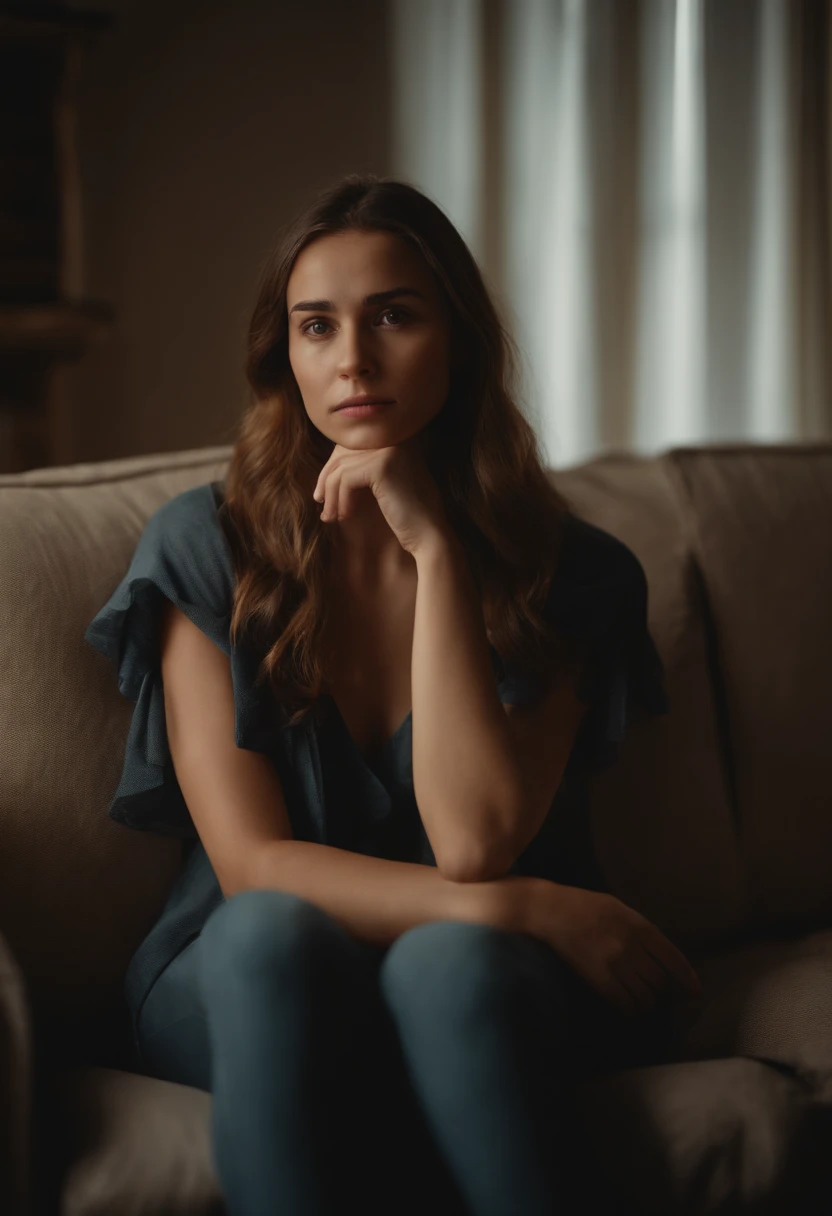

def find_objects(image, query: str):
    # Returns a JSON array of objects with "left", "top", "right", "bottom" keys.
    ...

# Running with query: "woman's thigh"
[
  {"left": 135, "top": 925, "right": 390, "bottom": 1095},
  {"left": 134, "top": 900, "right": 469, "bottom": 1212},
  {"left": 382, "top": 918, "right": 673, "bottom": 1081},
  {"left": 136, "top": 910, "right": 674, "bottom": 1096},
  {"left": 136, "top": 935, "right": 213, "bottom": 1092}
]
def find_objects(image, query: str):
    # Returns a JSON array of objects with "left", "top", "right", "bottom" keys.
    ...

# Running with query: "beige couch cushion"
[
  {"left": 49, "top": 1067, "right": 222, "bottom": 1216},
  {"left": 675, "top": 925, "right": 832, "bottom": 1076},
  {"left": 578, "top": 1055, "right": 831, "bottom": 1213},
  {"left": 665, "top": 443, "right": 832, "bottom": 933},
  {"left": 0, "top": 448, "right": 231, "bottom": 1019},
  {"left": 49, "top": 1020, "right": 832, "bottom": 1216},
  {"left": 554, "top": 454, "right": 750, "bottom": 950}
]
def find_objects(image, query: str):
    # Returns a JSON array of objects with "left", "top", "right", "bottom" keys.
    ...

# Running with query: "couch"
[{"left": 1, "top": 440, "right": 831, "bottom": 1215}]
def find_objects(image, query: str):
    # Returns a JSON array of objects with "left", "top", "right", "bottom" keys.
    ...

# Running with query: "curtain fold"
[{"left": 391, "top": 0, "right": 831, "bottom": 468}]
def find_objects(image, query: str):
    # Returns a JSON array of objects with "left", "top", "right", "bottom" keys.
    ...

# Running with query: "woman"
[{"left": 85, "top": 173, "right": 701, "bottom": 1216}]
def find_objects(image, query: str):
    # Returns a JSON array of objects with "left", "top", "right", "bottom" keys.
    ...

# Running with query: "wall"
[{"left": 66, "top": 0, "right": 393, "bottom": 463}]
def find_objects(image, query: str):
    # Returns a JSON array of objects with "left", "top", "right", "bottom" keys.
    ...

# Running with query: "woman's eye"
[{"left": 301, "top": 308, "right": 409, "bottom": 338}]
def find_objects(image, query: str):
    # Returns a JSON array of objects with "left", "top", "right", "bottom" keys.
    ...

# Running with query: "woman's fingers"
[
  {"left": 608, "top": 956, "right": 658, "bottom": 1014},
  {"left": 631, "top": 949, "right": 672, "bottom": 997},
  {"left": 593, "top": 970, "right": 639, "bottom": 1017},
  {"left": 643, "top": 933, "right": 702, "bottom": 998}
]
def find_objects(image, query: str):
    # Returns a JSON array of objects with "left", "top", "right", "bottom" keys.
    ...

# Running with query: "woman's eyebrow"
[{"left": 289, "top": 286, "right": 426, "bottom": 315}]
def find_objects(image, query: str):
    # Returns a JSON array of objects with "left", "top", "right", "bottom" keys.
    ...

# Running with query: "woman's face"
[{"left": 286, "top": 229, "right": 454, "bottom": 454}]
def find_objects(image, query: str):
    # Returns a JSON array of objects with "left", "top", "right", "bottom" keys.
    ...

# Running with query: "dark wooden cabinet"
[{"left": 0, "top": 2, "right": 114, "bottom": 472}]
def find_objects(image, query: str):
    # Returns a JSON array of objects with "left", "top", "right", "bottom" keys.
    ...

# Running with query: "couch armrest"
[{"left": 0, "top": 927, "right": 33, "bottom": 1216}]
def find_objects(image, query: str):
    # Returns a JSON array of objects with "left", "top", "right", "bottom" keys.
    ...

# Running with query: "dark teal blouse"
[{"left": 84, "top": 481, "right": 669, "bottom": 1032}]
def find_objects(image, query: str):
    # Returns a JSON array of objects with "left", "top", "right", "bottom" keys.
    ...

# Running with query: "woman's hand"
[
  {"left": 313, "top": 443, "right": 450, "bottom": 556},
  {"left": 520, "top": 879, "right": 702, "bottom": 1017}
]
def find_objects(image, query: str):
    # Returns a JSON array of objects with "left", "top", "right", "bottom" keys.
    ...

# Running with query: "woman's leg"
[
  {"left": 378, "top": 919, "right": 672, "bottom": 1216},
  {"left": 140, "top": 889, "right": 468, "bottom": 1216},
  {"left": 135, "top": 934, "right": 212, "bottom": 1091}
]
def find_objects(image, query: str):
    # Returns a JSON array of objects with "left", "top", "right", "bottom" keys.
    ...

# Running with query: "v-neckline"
[
  {"left": 324, "top": 635, "right": 508, "bottom": 767},
  {"left": 325, "top": 693, "right": 412, "bottom": 767}
]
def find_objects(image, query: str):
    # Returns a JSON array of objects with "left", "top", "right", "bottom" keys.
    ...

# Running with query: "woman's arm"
[
  {"left": 160, "top": 597, "right": 535, "bottom": 946},
  {"left": 409, "top": 529, "right": 535, "bottom": 881},
  {"left": 245, "top": 839, "right": 534, "bottom": 949}
]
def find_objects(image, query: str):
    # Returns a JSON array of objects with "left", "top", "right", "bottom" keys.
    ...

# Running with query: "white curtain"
[{"left": 391, "top": 0, "right": 832, "bottom": 469}]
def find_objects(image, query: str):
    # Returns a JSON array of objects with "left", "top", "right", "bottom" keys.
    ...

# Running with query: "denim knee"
[
  {"left": 378, "top": 919, "right": 572, "bottom": 1024},
  {"left": 197, "top": 888, "right": 342, "bottom": 991}
]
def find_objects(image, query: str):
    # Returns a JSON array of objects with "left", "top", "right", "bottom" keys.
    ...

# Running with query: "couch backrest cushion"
[
  {"left": 665, "top": 443, "right": 832, "bottom": 934},
  {"left": 553, "top": 455, "right": 751, "bottom": 950},
  {"left": 0, "top": 448, "right": 232, "bottom": 1018}
]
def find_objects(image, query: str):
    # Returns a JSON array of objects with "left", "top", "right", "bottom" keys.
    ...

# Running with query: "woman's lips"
[{"left": 336, "top": 401, "right": 394, "bottom": 417}]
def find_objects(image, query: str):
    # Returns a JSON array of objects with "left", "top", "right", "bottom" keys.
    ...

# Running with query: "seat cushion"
[
  {"left": 673, "top": 925, "right": 832, "bottom": 1078},
  {"left": 48, "top": 1059, "right": 830, "bottom": 1216},
  {"left": 48, "top": 1066, "right": 224, "bottom": 1216},
  {"left": 576, "top": 1056, "right": 832, "bottom": 1214},
  {"left": 48, "top": 916, "right": 832, "bottom": 1216},
  {"left": 575, "top": 924, "right": 832, "bottom": 1211}
]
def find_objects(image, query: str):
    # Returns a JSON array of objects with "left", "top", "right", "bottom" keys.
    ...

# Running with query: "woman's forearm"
[
  {"left": 241, "top": 838, "right": 534, "bottom": 948},
  {"left": 410, "top": 529, "right": 525, "bottom": 882}
]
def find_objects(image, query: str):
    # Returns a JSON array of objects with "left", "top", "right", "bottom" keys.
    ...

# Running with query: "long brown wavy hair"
[{"left": 220, "top": 173, "right": 579, "bottom": 731}]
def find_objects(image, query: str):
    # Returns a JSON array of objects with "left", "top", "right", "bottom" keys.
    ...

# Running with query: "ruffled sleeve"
[
  {"left": 84, "top": 482, "right": 276, "bottom": 838},
  {"left": 495, "top": 512, "right": 670, "bottom": 776}
]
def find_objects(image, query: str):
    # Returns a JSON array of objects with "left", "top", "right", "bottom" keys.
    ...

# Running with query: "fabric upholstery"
[
  {"left": 48, "top": 1067, "right": 223, "bottom": 1216},
  {"left": 577, "top": 1056, "right": 832, "bottom": 1213},
  {"left": 671, "top": 926, "right": 832, "bottom": 1077},
  {"left": 1, "top": 440, "right": 831, "bottom": 1214},
  {"left": 553, "top": 452, "right": 750, "bottom": 950},
  {"left": 664, "top": 444, "right": 832, "bottom": 934},
  {"left": 0, "top": 448, "right": 232, "bottom": 1020}
]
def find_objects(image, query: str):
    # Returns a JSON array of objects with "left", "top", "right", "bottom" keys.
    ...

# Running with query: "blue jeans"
[{"left": 135, "top": 889, "right": 674, "bottom": 1216}]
